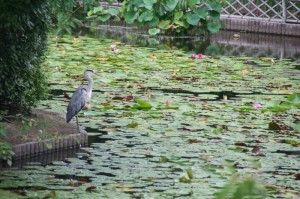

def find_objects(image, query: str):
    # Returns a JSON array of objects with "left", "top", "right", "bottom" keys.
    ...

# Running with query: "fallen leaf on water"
[
  {"left": 42, "top": 190, "right": 57, "bottom": 199},
  {"left": 252, "top": 146, "right": 260, "bottom": 153},
  {"left": 269, "top": 121, "right": 281, "bottom": 130},
  {"left": 188, "top": 138, "right": 201, "bottom": 143},
  {"left": 69, "top": 179, "right": 75, "bottom": 186},
  {"left": 101, "top": 101, "right": 112, "bottom": 106},
  {"left": 86, "top": 186, "right": 97, "bottom": 192},
  {"left": 12, "top": 190, "right": 27, "bottom": 196},
  {"left": 235, "top": 142, "right": 248, "bottom": 147},
  {"left": 78, "top": 177, "right": 91, "bottom": 182},
  {"left": 123, "top": 95, "right": 134, "bottom": 101},
  {"left": 254, "top": 153, "right": 266, "bottom": 157},
  {"left": 63, "top": 92, "right": 71, "bottom": 99},
  {"left": 56, "top": 66, "right": 62, "bottom": 72},
  {"left": 150, "top": 54, "right": 157, "bottom": 59},
  {"left": 294, "top": 173, "right": 300, "bottom": 180}
]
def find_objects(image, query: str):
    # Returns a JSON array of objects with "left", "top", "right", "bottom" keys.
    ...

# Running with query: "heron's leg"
[{"left": 76, "top": 115, "right": 80, "bottom": 133}]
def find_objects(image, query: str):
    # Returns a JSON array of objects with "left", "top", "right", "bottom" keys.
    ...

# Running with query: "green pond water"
[{"left": 0, "top": 35, "right": 300, "bottom": 198}]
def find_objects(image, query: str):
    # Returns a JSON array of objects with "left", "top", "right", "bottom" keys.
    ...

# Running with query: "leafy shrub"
[
  {"left": 121, "top": 0, "right": 225, "bottom": 35},
  {"left": 0, "top": 0, "right": 50, "bottom": 113}
]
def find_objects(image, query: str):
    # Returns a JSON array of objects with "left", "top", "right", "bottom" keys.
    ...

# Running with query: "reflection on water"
[
  {"left": 81, "top": 25, "right": 300, "bottom": 62},
  {"left": 0, "top": 148, "right": 82, "bottom": 169}
]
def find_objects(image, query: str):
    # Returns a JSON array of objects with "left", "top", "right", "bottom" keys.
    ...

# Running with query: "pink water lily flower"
[
  {"left": 252, "top": 103, "right": 262, "bottom": 109},
  {"left": 198, "top": 53, "right": 203, "bottom": 59},
  {"left": 111, "top": 44, "right": 117, "bottom": 50},
  {"left": 114, "top": 49, "right": 120, "bottom": 54},
  {"left": 166, "top": 99, "right": 171, "bottom": 106},
  {"left": 191, "top": 54, "right": 196, "bottom": 59}
]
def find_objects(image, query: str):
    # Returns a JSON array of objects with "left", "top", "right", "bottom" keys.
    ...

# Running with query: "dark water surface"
[{"left": 81, "top": 25, "right": 300, "bottom": 62}]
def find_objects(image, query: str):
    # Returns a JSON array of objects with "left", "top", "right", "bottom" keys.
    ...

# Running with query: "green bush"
[
  {"left": 120, "top": 0, "right": 225, "bottom": 35},
  {"left": 0, "top": 0, "right": 50, "bottom": 113}
]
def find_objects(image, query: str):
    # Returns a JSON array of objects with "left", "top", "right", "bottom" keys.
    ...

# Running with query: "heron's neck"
[{"left": 86, "top": 76, "right": 94, "bottom": 100}]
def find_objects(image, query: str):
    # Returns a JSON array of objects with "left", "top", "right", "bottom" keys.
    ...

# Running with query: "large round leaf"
[
  {"left": 207, "top": 22, "right": 221, "bottom": 33},
  {"left": 163, "top": 0, "right": 179, "bottom": 11},
  {"left": 124, "top": 11, "right": 138, "bottom": 24},
  {"left": 148, "top": 28, "right": 160, "bottom": 35},
  {"left": 186, "top": 13, "right": 201, "bottom": 26},
  {"left": 143, "top": 0, "right": 157, "bottom": 10},
  {"left": 194, "top": 8, "right": 207, "bottom": 19},
  {"left": 148, "top": 16, "right": 160, "bottom": 27},
  {"left": 138, "top": 10, "right": 154, "bottom": 22}
]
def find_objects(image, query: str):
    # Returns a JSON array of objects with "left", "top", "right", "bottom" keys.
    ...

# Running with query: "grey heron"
[{"left": 66, "top": 69, "right": 97, "bottom": 132}]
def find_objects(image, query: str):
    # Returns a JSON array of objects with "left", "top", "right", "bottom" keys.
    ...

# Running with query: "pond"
[
  {"left": 0, "top": 32, "right": 299, "bottom": 198},
  {"left": 82, "top": 25, "right": 300, "bottom": 62}
]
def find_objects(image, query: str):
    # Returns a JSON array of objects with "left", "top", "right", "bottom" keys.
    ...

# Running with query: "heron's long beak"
[{"left": 92, "top": 70, "right": 100, "bottom": 76}]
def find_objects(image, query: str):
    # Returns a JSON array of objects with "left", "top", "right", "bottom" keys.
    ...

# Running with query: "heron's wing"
[{"left": 66, "top": 86, "right": 87, "bottom": 122}]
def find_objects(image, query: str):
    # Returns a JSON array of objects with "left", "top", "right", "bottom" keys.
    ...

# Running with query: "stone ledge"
[
  {"left": 221, "top": 17, "right": 300, "bottom": 36},
  {"left": 11, "top": 130, "right": 87, "bottom": 159}
]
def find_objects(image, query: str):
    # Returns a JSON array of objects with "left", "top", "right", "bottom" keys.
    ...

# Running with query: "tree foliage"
[
  {"left": 0, "top": 0, "right": 50, "bottom": 112},
  {"left": 121, "top": 0, "right": 225, "bottom": 35},
  {"left": 56, "top": 0, "right": 226, "bottom": 36}
]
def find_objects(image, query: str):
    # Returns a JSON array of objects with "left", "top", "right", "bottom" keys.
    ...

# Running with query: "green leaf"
[
  {"left": 87, "top": 10, "right": 93, "bottom": 17},
  {"left": 105, "top": 8, "right": 119, "bottom": 16},
  {"left": 208, "top": 2, "right": 222, "bottom": 12},
  {"left": 179, "top": 176, "right": 191, "bottom": 183},
  {"left": 124, "top": 11, "right": 138, "bottom": 24},
  {"left": 143, "top": 0, "right": 157, "bottom": 10},
  {"left": 209, "top": 10, "right": 221, "bottom": 20},
  {"left": 186, "top": 169, "right": 194, "bottom": 179},
  {"left": 148, "top": 16, "right": 160, "bottom": 27},
  {"left": 148, "top": 28, "right": 160, "bottom": 35},
  {"left": 138, "top": 10, "right": 154, "bottom": 22},
  {"left": 287, "top": 93, "right": 300, "bottom": 105},
  {"left": 135, "top": 99, "right": 152, "bottom": 109},
  {"left": 207, "top": 22, "right": 221, "bottom": 33},
  {"left": 174, "top": 11, "right": 183, "bottom": 20},
  {"left": 179, "top": 104, "right": 195, "bottom": 112},
  {"left": 93, "top": 6, "right": 104, "bottom": 13},
  {"left": 163, "top": 0, "right": 179, "bottom": 11},
  {"left": 292, "top": 123, "right": 300, "bottom": 131},
  {"left": 193, "top": 8, "right": 207, "bottom": 19},
  {"left": 97, "top": 14, "right": 111, "bottom": 22},
  {"left": 158, "top": 20, "right": 171, "bottom": 29},
  {"left": 174, "top": 20, "right": 185, "bottom": 26},
  {"left": 186, "top": 13, "right": 200, "bottom": 26}
]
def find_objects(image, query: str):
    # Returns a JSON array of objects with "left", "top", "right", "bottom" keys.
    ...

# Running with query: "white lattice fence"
[
  {"left": 222, "top": 0, "right": 300, "bottom": 23},
  {"left": 286, "top": 0, "right": 300, "bottom": 23}
]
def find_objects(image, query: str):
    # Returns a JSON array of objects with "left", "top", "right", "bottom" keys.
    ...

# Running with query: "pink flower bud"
[
  {"left": 191, "top": 54, "right": 196, "bottom": 59},
  {"left": 111, "top": 45, "right": 117, "bottom": 50},
  {"left": 198, "top": 53, "right": 203, "bottom": 59},
  {"left": 252, "top": 103, "right": 262, "bottom": 109},
  {"left": 166, "top": 99, "right": 171, "bottom": 106}
]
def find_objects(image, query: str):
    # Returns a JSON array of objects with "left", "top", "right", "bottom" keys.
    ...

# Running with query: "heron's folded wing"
[{"left": 66, "top": 87, "right": 87, "bottom": 122}]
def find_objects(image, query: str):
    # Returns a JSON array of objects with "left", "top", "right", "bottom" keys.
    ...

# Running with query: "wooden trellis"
[{"left": 222, "top": 0, "right": 300, "bottom": 23}]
